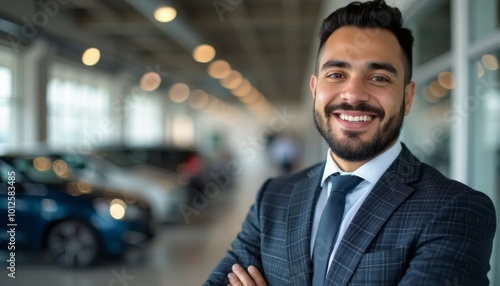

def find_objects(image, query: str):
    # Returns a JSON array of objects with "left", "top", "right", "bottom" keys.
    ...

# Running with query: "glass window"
[
  {"left": 0, "top": 105, "right": 11, "bottom": 145},
  {"left": 0, "top": 46, "right": 16, "bottom": 147},
  {"left": 0, "top": 66, "right": 12, "bottom": 99},
  {"left": 413, "top": 0, "right": 451, "bottom": 66},
  {"left": 469, "top": 52, "right": 500, "bottom": 197},
  {"left": 123, "top": 87, "right": 164, "bottom": 146},
  {"left": 47, "top": 63, "right": 115, "bottom": 148},
  {"left": 470, "top": 0, "right": 500, "bottom": 43},
  {"left": 404, "top": 70, "right": 453, "bottom": 176},
  {"left": 171, "top": 115, "right": 194, "bottom": 147}
]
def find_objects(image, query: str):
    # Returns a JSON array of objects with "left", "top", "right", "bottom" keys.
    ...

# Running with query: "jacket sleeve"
[
  {"left": 202, "top": 179, "right": 271, "bottom": 286},
  {"left": 398, "top": 190, "right": 497, "bottom": 286}
]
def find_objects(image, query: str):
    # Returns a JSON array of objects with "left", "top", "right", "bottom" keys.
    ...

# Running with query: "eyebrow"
[
  {"left": 320, "top": 60, "right": 399, "bottom": 77},
  {"left": 320, "top": 60, "right": 350, "bottom": 71},
  {"left": 369, "top": 62, "right": 398, "bottom": 77}
]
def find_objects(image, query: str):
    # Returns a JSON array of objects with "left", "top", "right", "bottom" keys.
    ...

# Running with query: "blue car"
[{"left": 0, "top": 155, "right": 156, "bottom": 267}]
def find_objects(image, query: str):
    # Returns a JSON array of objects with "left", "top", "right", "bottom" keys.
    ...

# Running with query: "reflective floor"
[{"left": 0, "top": 152, "right": 280, "bottom": 286}]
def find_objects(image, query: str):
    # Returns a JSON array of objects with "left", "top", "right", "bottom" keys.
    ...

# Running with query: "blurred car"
[
  {"left": 96, "top": 145, "right": 203, "bottom": 184},
  {"left": 95, "top": 145, "right": 233, "bottom": 193},
  {"left": 1, "top": 144, "right": 189, "bottom": 223},
  {"left": 0, "top": 157, "right": 155, "bottom": 267},
  {"left": 49, "top": 152, "right": 188, "bottom": 223}
]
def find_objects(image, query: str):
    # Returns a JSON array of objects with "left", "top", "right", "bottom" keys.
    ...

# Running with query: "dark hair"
[{"left": 317, "top": 0, "right": 414, "bottom": 83}]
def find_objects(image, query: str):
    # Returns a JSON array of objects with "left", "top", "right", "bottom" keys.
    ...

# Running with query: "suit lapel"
[
  {"left": 325, "top": 145, "right": 421, "bottom": 286},
  {"left": 286, "top": 164, "right": 323, "bottom": 286}
]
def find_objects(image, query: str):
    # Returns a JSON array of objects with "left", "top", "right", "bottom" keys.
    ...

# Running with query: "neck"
[{"left": 330, "top": 152, "right": 366, "bottom": 172}]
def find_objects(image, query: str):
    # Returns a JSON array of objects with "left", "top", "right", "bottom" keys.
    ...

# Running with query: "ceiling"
[
  {"left": 0, "top": 0, "right": 324, "bottom": 106},
  {"left": 0, "top": 0, "right": 423, "bottom": 109}
]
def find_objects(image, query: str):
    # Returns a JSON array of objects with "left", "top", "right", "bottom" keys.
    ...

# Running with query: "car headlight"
[
  {"left": 109, "top": 199, "right": 126, "bottom": 219},
  {"left": 93, "top": 198, "right": 145, "bottom": 221}
]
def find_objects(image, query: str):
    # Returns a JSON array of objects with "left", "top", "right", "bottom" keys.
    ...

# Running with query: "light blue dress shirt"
[{"left": 310, "top": 140, "right": 403, "bottom": 272}]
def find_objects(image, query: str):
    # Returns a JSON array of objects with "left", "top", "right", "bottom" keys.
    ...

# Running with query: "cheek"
[
  {"left": 314, "top": 88, "right": 333, "bottom": 107},
  {"left": 313, "top": 93, "right": 324, "bottom": 107},
  {"left": 378, "top": 94, "right": 404, "bottom": 117}
]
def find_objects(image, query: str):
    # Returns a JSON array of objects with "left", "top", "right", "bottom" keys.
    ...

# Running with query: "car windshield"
[{"left": 2, "top": 156, "right": 75, "bottom": 184}]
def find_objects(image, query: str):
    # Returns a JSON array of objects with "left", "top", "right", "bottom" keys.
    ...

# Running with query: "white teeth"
[{"left": 339, "top": 114, "right": 373, "bottom": 122}]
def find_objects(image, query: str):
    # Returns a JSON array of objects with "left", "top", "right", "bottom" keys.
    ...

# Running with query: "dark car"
[
  {"left": 0, "top": 156, "right": 156, "bottom": 267},
  {"left": 95, "top": 145, "right": 234, "bottom": 193},
  {"left": 96, "top": 145, "right": 204, "bottom": 184}
]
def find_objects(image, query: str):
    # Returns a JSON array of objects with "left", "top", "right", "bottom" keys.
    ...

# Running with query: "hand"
[{"left": 227, "top": 264, "right": 268, "bottom": 286}]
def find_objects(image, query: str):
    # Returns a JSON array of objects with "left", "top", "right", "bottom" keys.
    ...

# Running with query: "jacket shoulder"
[
  {"left": 270, "top": 162, "right": 324, "bottom": 185},
  {"left": 399, "top": 148, "right": 493, "bottom": 209},
  {"left": 418, "top": 162, "right": 471, "bottom": 190},
  {"left": 256, "top": 162, "right": 323, "bottom": 201},
  {"left": 396, "top": 144, "right": 475, "bottom": 194}
]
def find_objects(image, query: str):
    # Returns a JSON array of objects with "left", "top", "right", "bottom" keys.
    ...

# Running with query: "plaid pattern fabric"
[{"left": 204, "top": 145, "right": 496, "bottom": 286}]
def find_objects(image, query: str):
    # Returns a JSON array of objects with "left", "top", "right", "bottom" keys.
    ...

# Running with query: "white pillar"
[
  {"left": 450, "top": 0, "right": 469, "bottom": 183},
  {"left": 21, "top": 40, "right": 53, "bottom": 146}
]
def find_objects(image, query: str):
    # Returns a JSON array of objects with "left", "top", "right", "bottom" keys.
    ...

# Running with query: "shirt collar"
[{"left": 321, "top": 140, "right": 402, "bottom": 186}]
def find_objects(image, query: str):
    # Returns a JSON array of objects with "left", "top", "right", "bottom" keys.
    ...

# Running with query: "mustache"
[{"left": 326, "top": 102, "right": 385, "bottom": 119}]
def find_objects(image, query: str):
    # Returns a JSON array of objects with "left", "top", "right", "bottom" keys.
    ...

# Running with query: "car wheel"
[{"left": 47, "top": 220, "right": 99, "bottom": 267}]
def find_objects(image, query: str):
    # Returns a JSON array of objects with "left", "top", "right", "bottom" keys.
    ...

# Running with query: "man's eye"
[
  {"left": 371, "top": 76, "right": 389, "bottom": 82},
  {"left": 327, "top": 73, "right": 344, "bottom": 79}
]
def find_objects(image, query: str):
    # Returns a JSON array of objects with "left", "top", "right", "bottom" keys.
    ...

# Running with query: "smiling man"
[
  {"left": 311, "top": 24, "right": 413, "bottom": 172},
  {"left": 204, "top": 1, "right": 496, "bottom": 286}
]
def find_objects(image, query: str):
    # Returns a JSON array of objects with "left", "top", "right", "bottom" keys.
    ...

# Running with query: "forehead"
[{"left": 319, "top": 26, "right": 404, "bottom": 72}]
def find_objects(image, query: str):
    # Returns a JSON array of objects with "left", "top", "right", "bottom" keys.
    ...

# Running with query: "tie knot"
[{"left": 329, "top": 174, "right": 363, "bottom": 195}]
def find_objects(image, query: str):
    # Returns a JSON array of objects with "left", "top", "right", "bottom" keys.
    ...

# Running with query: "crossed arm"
[
  {"left": 204, "top": 199, "right": 269, "bottom": 286},
  {"left": 227, "top": 264, "right": 267, "bottom": 286},
  {"left": 204, "top": 184, "right": 497, "bottom": 285}
]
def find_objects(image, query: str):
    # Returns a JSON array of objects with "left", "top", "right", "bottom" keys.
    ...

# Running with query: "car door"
[{"left": 0, "top": 160, "right": 46, "bottom": 250}]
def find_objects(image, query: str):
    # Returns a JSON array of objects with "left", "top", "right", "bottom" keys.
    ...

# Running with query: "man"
[{"left": 204, "top": 1, "right": 497, "bottom": 285}]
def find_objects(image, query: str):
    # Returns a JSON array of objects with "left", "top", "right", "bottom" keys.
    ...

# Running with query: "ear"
[
  {"left": 309, "top": 74, "right": 317, "bottom": 99},
  {"left": 404, "top": 81, "right": 415, "bottom": 116}
]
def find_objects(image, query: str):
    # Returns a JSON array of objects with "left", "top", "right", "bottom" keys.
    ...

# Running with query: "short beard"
[{"left": 313, "top": 98, "right": 405, "bottom": 162}]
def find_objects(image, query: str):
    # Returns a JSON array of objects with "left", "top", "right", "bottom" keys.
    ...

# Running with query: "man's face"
[{"left": 310, "top": 26, "right": 415, "bottom": 163}]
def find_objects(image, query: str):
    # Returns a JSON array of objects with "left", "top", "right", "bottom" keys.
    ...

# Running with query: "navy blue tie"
[{"left": 312, "top": 174, "right": 363, "bottom": 286}]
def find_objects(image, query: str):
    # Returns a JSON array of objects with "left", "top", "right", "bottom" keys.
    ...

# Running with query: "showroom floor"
[{"left": 0, "top": 151, "right": 281, "bottom": 286}]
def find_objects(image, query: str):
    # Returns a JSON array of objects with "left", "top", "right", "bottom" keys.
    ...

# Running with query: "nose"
[{"left": 340, "top": 75, "right": 370, "bottom": 104}]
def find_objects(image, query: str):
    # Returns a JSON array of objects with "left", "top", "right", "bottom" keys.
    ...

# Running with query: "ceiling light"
[
  {"left": 230, "top": 79, "right": 252, "bottom": 97},
  {"left": 428, "top": 80, "right": 448, "bottom": 98},
  {"left": 154, "top": 6, "right": 177, "bottom": 22},
  {"left": 246, "top": 97, "right": 268, "bottom": 115},
  {"left": 481, "top": 54, "right": 499, "bottom": 70},
  {"left": 238, "top": 89, "right": 261, "bottom": 104},
  {"left": 220, "top": 70, "right": 243, "bottom": 89},
  {"left": 207, "top": 60, "right": 231, "bottom": 79},
  {"left": 423, "top": 86, "right": 439, "bottom": 103},
  {"left": 193, "top": 44, "right": 216, "bottom": 63},
  {"left": 140, "top": 72, "right": 161, "bottom": 91},
  {"left": 188, "top": 89, "right": 210, "bottom": 109},
  {"left": 53, "top": 159, "right": 70, "bottom": 178},
  {"left": 76, "top": 180, "right": 92, "bottom": 194},
  {"left": 82, "top": 47, "right": 100, "bottom": 66},
  {"left": 33, "top": 156, "right": 51, "bottom": 172},
  {"left": 437, "top": 71, "right": 454, "bottom": 89},
  {"left": 169, "top": 83, "right": 190, "bottom": 103}
]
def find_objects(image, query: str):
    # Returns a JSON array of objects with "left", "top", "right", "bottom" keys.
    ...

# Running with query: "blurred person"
[
  {"left": 268, "top": 132, "right": 300, "bottom": 174},
  {"left": 204, "top": 1, "right": 497, "bottom": 285}
]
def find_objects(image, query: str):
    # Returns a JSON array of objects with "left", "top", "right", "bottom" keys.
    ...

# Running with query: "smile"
[{"left": 338, "top": 114, "right": 374, "bottom": 122}]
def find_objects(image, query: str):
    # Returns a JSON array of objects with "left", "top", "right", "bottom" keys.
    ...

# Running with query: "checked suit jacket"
[{"left": 204, "top": 145, "right": 496, "bottom": 286}]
